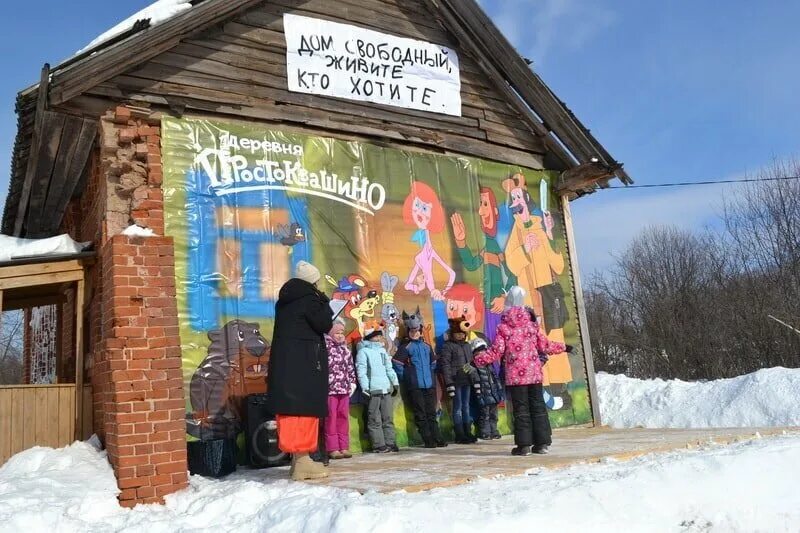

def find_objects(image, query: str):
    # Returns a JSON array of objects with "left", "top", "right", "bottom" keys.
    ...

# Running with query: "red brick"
[
  {"left": 118, "top": 476, "right": 148, "bottom": 489},
  {"left": 149, "top": 474, "right": 173, "bottom": 486},
  {"left": 156, "top": 484, "right": 180, "bottom": 497},
  {"left": 148, "top": 410, "right": 169, "bottom": 422},
  {"left": 150, "top": 452, "right": 172, "bottom": 465},
  {"left": 171, "top": 450, "right": 187, "bottom": 462},
  {"left": 156, "top": 462, "right": 187, "bottom": 475},
  {"left": 154, "top": 439, "right": 184, "bottom": 452},
  {"left": 114, "top": 106, "right": 132, "bottom": 124},
  {"left": 136, "top": 486, "right": 156, "bottom": 499},
  {"left": 138, "top": 126, "right": 159, "bottom": 137},
  {"left": 118, "top": 488, "right": 138, "bottom": 502},
  {"left": 117, "top": 454, "right": 150, "bottom": 468},
  {"left": 133, "top": 423, "right": 154, "bottom": 434}
]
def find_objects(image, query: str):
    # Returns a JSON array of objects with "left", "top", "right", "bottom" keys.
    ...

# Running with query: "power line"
[{"left": 605, "top": 175, "right": 800, "bottom": 189}]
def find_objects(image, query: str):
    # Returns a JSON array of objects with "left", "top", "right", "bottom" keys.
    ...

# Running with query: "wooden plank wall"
[
  {"left": 85, "top": 0, "right": 546, "bottom": 169},
  {"left": 19, "top": 112, "right": 98, "bottom": 239},
  {"left": 0, "top": 385, "right": 76, "bottom": 465}
]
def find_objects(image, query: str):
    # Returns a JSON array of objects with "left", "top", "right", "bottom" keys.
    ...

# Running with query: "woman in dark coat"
[{"left": 268, "top": 260, "right": 333, "bottom": 480}]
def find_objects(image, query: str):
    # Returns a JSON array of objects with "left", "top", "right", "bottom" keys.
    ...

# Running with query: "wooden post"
[
  {"left": 73, "top": 279, "right": 85, "bottom": 440},
  {"left": 560, "top": 195, "right": 602, "bottom": 426}
]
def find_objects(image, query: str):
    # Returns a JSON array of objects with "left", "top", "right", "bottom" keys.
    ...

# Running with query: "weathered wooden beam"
[
  {"left": 73, "top": 279, "right": 85, "bottom": 441},
  {"left": 560, "top": 195, "right": 602, "bottom": 426},
  {"left": 28, "top": 114, "right": 83, "bottom": 235},
  {"left": 555, "top": 160, "right": 620, "bottom": 195},
  {"left": 2, "top": 294, "right": 65, "bottom": 312},
  {"left": 45, "top": 119, "right": 98, "bottom": 236},
  {"left": 13, "top": 64, "right": 50, "bottom": 236}
]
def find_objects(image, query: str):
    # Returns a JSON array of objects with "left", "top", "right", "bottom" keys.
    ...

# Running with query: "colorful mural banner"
[{"left": 161, "top": 116, "right": 591, "bottom": 450}]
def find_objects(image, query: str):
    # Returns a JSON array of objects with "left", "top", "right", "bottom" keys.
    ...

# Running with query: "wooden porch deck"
[{"left": 243, "top": 426, "right": 796, "bottom": 493}]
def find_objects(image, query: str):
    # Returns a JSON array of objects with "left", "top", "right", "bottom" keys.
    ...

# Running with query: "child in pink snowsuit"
[
  {"left": 325, "top": 318, "right": 357, "bottom": 459},
  {"left": 474, "top": 286, "right": 571, "bottom": 456}
]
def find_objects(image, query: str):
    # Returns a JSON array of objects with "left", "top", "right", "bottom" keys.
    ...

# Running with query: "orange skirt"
[{"left": 276, "top": 415, "right": 319, "bottom": 454}]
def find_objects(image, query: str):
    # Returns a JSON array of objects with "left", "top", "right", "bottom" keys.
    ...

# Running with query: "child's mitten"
[{"left": 391, "top": 384, "right": 399, "bottom": 397}]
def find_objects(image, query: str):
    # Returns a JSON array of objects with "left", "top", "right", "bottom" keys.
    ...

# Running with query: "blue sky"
[{"left": 1, "top": 1, "right": 799, "bottom": 274}]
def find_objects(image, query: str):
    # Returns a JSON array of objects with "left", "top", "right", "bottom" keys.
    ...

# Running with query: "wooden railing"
[{"left": 0, "top": 384, "right": 76, "bottom": 464}]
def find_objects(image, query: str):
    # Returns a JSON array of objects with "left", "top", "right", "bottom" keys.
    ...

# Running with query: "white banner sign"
[{"left": 283, "top": 14, "right": 462, "bottom": 116}]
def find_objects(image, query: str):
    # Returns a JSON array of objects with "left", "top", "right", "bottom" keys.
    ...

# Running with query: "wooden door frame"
[{"left": 0, "top": 257, "right": 90, "bottom": 439}]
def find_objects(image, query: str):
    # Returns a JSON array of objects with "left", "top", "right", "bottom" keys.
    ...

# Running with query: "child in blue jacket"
[
  {"left": 356, "top": 328, "right": 400, "bottom": 453},
  {"left": 393, "top": 310, "right": 447, "bottom": 448}
]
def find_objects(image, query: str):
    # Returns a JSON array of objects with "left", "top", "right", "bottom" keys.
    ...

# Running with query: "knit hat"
[
  {"left": 470, "top": 337, "right": 488, "bottom": 354},
  {"left": 295, "top": 261, "right": 321, "bottom": 284},
  {"left": 504, "top": 285, "right": 527, "bottom": 309},
  {"left": 329, "top": 318, "right": 345, "bottom": 336}
]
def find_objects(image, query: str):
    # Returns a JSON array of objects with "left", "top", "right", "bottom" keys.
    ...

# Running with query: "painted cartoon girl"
[{"left": 402, "top": 182, "right": 456, "bottom": 301}]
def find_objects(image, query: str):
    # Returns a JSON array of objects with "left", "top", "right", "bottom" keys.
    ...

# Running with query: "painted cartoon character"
[
  {"left": 502, "top": 172, "right": 572, "bottom": 408},
  {"left": 380, "top": 272, "right": 400, "bottom": 354},
  {"left": 326, "top": 274, "right": 381, "bottom": 343},
  {"left": 402, "top": 182, "right": 456, "bottom": 301},
  {"left": 445, "top": 283, "right": 486, "bottom": 340},
  {"left": 450, "top": 186, "right": 517, "bottom": 339},
  {"left": 275, "top": 222, "right": 306, "bottom": 247},
  {"left": 186, "top": 320, "right": 270, "bottom": 440}
]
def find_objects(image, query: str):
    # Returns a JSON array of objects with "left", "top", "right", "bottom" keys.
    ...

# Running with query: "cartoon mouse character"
[{"left": 380, "top": 272, "right": 400, "bottom": 353}]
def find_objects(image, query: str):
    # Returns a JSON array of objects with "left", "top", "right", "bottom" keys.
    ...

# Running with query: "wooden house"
[{"left": 0, "top": 0, "right": 629, "bottom": 506}]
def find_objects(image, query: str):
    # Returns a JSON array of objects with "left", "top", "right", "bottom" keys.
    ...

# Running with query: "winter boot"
[
  {"left": 453, "top": 423, "right": 468, "bottom": 444},
  {"left": 511, "top": 446, "right": 532, "bottom": 456},
  {"left": 463, "top": 423, "right": 478, "bottom": 444},
  {"left": 291, "top": 453, "right": 329, "bottom": 481}
]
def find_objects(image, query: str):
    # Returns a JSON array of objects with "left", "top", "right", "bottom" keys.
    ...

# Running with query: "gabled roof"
[{"left": 2, "top": 0, "right": 630, "bottom": 236}]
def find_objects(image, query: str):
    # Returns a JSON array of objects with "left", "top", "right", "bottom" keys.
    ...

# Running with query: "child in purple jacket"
[{"left": 325, "top": 318, "right": 357, "bottom": 459}]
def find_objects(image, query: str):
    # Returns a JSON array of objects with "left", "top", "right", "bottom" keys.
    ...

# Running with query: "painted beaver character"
[{"left": 186, "top": 320, "right": 270, "bottom": 440}]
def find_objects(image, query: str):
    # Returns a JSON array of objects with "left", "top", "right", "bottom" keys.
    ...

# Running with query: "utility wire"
[{"left": 605, "top": 175, "right": 800, "bottom": 189}]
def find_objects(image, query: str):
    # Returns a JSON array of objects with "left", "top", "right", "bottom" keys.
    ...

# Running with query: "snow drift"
[
  {"left": 2, "top": 436, "right": 799, "bottom": 532},
  {"left": 597, "top": 367, "right": 800, "bottom": 429}
]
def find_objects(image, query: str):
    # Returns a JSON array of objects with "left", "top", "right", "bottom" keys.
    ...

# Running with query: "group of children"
[{"left": 320, "top": 285, "right": 570, "bottom": 459}]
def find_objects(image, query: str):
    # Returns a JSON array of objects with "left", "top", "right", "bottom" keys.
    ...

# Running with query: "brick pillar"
[{"left": 97, "top": 234, "right": 187, "bottom": 506}]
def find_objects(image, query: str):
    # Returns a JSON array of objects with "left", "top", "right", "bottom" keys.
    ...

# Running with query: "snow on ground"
[
  {"left": 1, "top": 435, "right": 799, "bottom": 532},
  {"left": 77, "top": 0, "right": 192, "bottom": 54},
  {"left": 3, "top": 368, "right": 799, "bottom": 531},
  {"left": 597, "top": 367, "right": 800, "bottom": 429}
]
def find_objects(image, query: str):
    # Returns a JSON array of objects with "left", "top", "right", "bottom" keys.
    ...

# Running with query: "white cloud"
[{"left": 482, "top": 0, "right": 616, "bottom": 64}]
